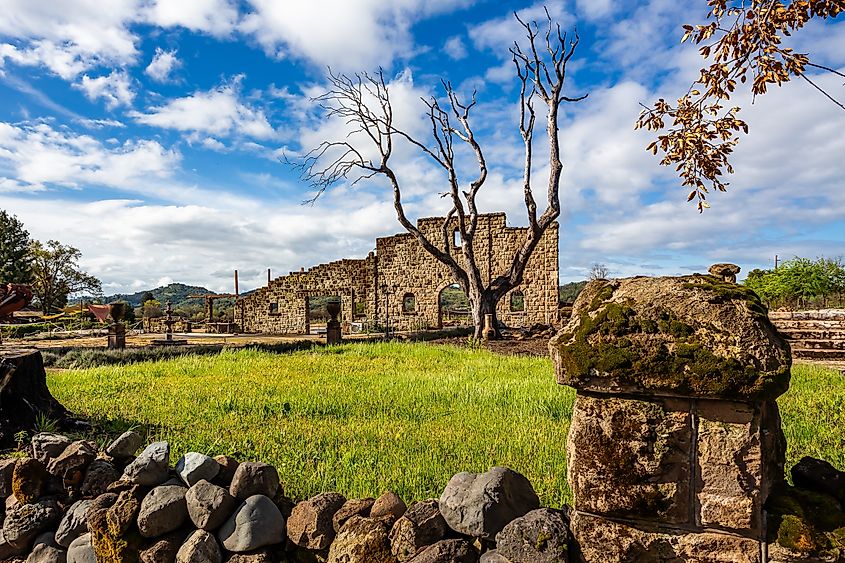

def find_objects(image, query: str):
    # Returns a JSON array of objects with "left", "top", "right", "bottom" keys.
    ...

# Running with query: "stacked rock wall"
[{"left": 237, "top": 213, "right": 559, "bottom": 334}]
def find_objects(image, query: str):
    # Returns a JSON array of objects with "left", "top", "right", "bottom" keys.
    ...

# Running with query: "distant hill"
[
  {"left": 559, "top": 281, "right": 587, "bottom": 304},
  {"left": 73, "top": 283, "right": 218, "bottom": 308}
]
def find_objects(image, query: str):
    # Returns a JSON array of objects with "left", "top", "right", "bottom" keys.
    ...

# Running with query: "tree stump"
[{"left": 0, "top": 348, "right": 71, "bottom": 448}]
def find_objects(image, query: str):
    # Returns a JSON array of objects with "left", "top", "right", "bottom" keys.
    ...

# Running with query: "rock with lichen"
[{"left": 549, "top": 275, "right": 791, "bottom": 400}]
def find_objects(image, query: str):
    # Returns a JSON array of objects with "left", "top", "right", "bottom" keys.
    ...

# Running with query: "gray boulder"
[
  {"left": 31, "top": 433, "right": 71, "bottom": 464},
  {"left": 66, "top": 533, "right": 95, "bottom": 563},
  {"left": 186, "top": 479, "right": 237, "bottom": 531},
  {"left": 791, "top": 456, "right": 845, "bottom": 504},
  {"left": 0, "top": 528, "right": 26, "bottom": 560},
  {"left": 495, "top": 508, "right": 568, "bottom": 563},
  {"left": 439, "top": 467, "right": 539, "bottom": 539},
  {"left": 389, "top": 499, "right": 448, "bottom": 561},
  {"left": 287, "top": 492, "right": 347, "bottom": 550},
  {"left": 55, "top": 500, "right": 93, "bottom": 547},
  {"left": 0, "top": 458, "right": 16, "bottom": 497},
  {"left": 123, "top": 441, "right": 170, "bottom": 486},
  {"left": 26, "top": 543, "right": 67, "bottom": 563},
  {"left": 105, "top": 431, "right": 143, "bottom": 459},
  {"left": 219, "top": 494, "right": 285, "bottom": 552},
  {"left": 137, "top": 484, "right": 189, "bottom": 538},
  {"left": 80, "top": 459, "right": 120, "bottom": 497},
  {"left": 46, "top": 441, "right": 97, "bottom": 479},
  {"left": 406, "top": 539, "right": 478, "bottom": 563},
  {"left": 176, "top": 529, "right": 222, "bottom": 563},
  {"left": 229, "top": 462, "right": 279, "bottom": 500},
  {"left": 3, "top": 499, "right": 61, "bottom": 549},
  {"left": 478, "top": 551, "right": 510, "bottom": 563},
  {"left": 176, "top": 452, "right": 220, "bottom": 487}
]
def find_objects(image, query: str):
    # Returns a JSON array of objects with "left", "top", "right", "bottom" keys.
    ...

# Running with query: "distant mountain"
[{"left": 73, "top": 283, "right": 219, "bottom": 307}]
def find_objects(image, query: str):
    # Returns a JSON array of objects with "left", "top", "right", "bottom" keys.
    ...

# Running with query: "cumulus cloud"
[
  {"left": 129, "top": 79, "right": 276, "bottom": 140},
  {"left": 443, "top": 36, "right": 468, "bottom": 60},
  {"left": 143, "top": 0, "right": 239, "bottom": 37},
  {"left": 145, "top": 48, "right": 181, "bottom": 82},
  {"left": 75, "top": 70, "right": 136, "bottom": 109}
]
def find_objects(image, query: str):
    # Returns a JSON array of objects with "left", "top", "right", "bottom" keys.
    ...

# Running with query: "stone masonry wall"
[{"left": 237, "top": 213, "right": 559, "bottom": 334}]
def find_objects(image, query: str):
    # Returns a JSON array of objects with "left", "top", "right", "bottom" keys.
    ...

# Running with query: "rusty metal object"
[{"left": 0, "top": 283, "right": 33, "bottom": 320}]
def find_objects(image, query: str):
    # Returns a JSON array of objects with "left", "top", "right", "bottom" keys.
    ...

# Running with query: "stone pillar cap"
[
  {"left": 708, "top": 263, "right": 741, "bottom": 277},
  {"left": 549, "top": 275, "right": 790, "bottom": 400}
]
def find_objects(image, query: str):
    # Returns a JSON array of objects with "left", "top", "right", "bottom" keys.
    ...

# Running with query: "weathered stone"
[
  {"left": 46, "top": 441, "right": 97, "bottom": 480},
  {"left": 370, "top": 491, "right": 406, "bottom": 525},
  {"left": 176, "top": 452, "right": 220, "bottom": 487},
  {"left": 3, "top": 499, "right": 61, "bottom": 549},
  {"left": 708, "top": 263, "right": 741, "bottom": 283},
  {"left": 26, "top": 542, "right": 67, "bottom": 563},
  {"left": 123, "top": 441, "right": 170, "bottom": 486},
  {"left": 478, "top": 551, "right": 509, "bottom": 563},
  {"left": 80, "top": 459, "right": 120, "bottom": 497},
  {"left": 439, "top": 467, "right": 539, "bottom": 539},
  {"left": 405, "top": 539, "right": 478, "bottom": 563},
  {"left": 219, "top": 494, "right": 285, "bottom": 552},
  {"left": 137, "top": 484, "right": 188, "bottom": 538},
  {"left": 549, "top": 276, "right": 791, "bottom": 400},
  {"left": 569, "top": 511, "right": 762, "bottom": 563},
  {"left": 66, "top": 533, "right": 96, "bottom": 563},
  {"left": 495, "top": 508, "right": 568, "bottom": 563},
  {"left": 32, "top": 530, "right": 58, "bottom": 549},
  {"left": 32, "top": 433, "right": 72, "bottom": 465},
  {"left": 87, "top": 502, "right": 141, "bottom": 563},
  {"left": 186, "top": 479, "right": 237, "bottom": 531},
  {"left": 213, "top": 455, "right": 238, "bottom": 487},
  {"left": 105, "top": 431, "right": 143, "bottom": 459},
  {"left": 0, "top": 527, "right": 26, "bottom": 559},
  {"left": 288, "top": 492, "right": 347, "bottom": 550},
  {"left": 224, "top": 551, "right": 274, "bottom": 562},
  {"left": 56, "top": 500, "right": 94, "bottom": 547},
  {"left": 791, "top": 456, "right": 845, "bottom": 505},
  {"left": 566, "top": 394, "right": 691, "bottom": 524},
  {"left": 0, "top": 457, "right": 18, "bottom": 497},
  {"left": 85, "top": 492, "right": 118, "bottom": 516},
  {"left": 389, "top": 499, "right": 448, "bottom": 561},
  {"left": 176, "top": 529, "right": 222, "bottom": 563},
  {"left": 332, "top": 498, "right": 374, "bottom": 533},
  {"left": 229, "top": 462, "right": 280, "bottom": 500},
  {"left": 106, "top": 486, "right": 142, "bottom": 537},
  {"left": 765, "top": 483, "right": 845, "bottom": 558},
  {"left": 12, "top": 458, "right": 49, "bottom": 504},
  {"left": 327, "top": 515, "right": 393, "bottom": 563},
  {"left": 139, "top": 529, "right": 188, "bottom": 563}
]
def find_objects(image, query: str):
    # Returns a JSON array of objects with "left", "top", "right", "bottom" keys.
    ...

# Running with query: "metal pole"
[
  {"left": 268, "top": 268, "right": 271, "bottom": 285},
  {"left": 234, "top": 270, "right": 239, "bottom": 297},
  {"left": 775, "top": 254, "right": 779, "bottom": 270}
]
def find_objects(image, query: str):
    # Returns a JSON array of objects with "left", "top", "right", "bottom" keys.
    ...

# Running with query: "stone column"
[
  {"left": 326, "top": 298, "right": 342, "bottom": 345},
  {"left": 550, "top": 275, "right": 791, "bottom": 562}
]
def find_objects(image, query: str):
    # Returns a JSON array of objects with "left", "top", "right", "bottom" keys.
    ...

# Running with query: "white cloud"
[
  {"left": 145, "top": 48, "right": 181, "bottom": 82},
  {"left": 240, "top": 0, "right": 474, "bottom": 70},
  {"left": 469, "top": 1, "right": 573, "bottom": 54},
  {"left": 143, "top": 0, "right": 239, "bottom": 37},
  {"left": 575, "top": 0, "right": 615, "bottom": 21},
  {"left": 129, "top": 79, "right": 276, "bottom": 140},
  {"left": 0, "top": 121, "right": 179, "bottom": 194},
  {"left": 444, "top": 36, "right": 468, "bottom": 60},
  {"left": 75, "top": 70, "right": 136, "bottom": 109}
]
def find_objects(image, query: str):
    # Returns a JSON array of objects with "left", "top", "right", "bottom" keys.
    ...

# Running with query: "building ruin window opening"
[
  {"left": 439, "top": 283, "right": 470, "bottom": 328},
  {"left": 269, "top": 302, "right": 279, "bottom": 314},
  {"left": 453, "top": 228, "right": 461, "bottom": 248},
  {"left": 402, "top": 293, "right": 416, "bottom": 313},
  {"left": 308, "top": 294, "right": 342, "bottom": 335},
  {"left": 510, "top": 291, "right": 525, "bottom": 312}
]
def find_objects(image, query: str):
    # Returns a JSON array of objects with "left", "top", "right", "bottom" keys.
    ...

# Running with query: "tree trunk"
[
  {"left": 0, "top": 349, "right": 72, "bottom": 448},
  {"left": 471, "top": 292, "right": 501, "bottom": 340}
]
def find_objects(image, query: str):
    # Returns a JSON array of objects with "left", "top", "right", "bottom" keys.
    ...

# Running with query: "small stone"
[
  {"left": 186, "top": 479, "right": 237, "bottom": 531},
  {"left": 105, "top": 431, "right": 143, "bottom": 459},
  {"left": 176, "top": 529, "right": 222, "bottom": 563},
  {"left": 213, "top": 455, "right": 239, "bottom": 487},
  {"left": 176, "top": 452, "right": 220, "bottom": 487},
  {"left": 332, "top": 498, "right": 375, "bottom": 533},
  {"left": 32, "top": 433, "right": 72, "bottom": 464},
  {"left": 3, "top": 499, "right": 61, "bottom": 549},
  {"left": 478, "top": 551, "right": 509, "bottom": 563},
  {"left": 219, "top": 494, "right": 285, "bottom": 552},
  {"left": 224, "top": 551, "right": 273, "bottom": 562},
  {"left": 137, "top": 484, "right": 189, "bottom": 538},
  {"left": 370, "top": 490, "right": 406, "bottom": 525},
  {"left": 708, "top": 263, "right": 741, "bottom": 283},
  {"left": 287, "top": 492, "right": 347, "bottom": 550},
  {"left": 123, "top": 441, "right": 170, "bottom": 486},
  {"left": 46, "top": 441, "right": 97, "bottom": 480},
  {"left": 495, "top": 508, "right": 568, "bottom": 563},
  {"left": 389, "top": 499, "right": 448, "bottom": 561},
  {"left": 80, "top": 459, "right": 120, "bottom": 498},
  {"left": 328, "top": 515, "right": 393, "bottom": 563},
  {"left": 229, "top": 462, "right": 279, "bottom": 500},
  {"left": 439, "top": 467, "right": 539, "bottom": 539},
  {"left": 406, "top": 539, "right": 478, "bottom": 563},
  {"left": 12, "top": 458, "right": 49, "bottom": 504},
  {"left": 55, "top": 500, "right": 93, "bottom": 547},
  {"left": 26, "top": 542, "right": 67, "bottom": 563},
  {"left": 66, "top": 533, "right": 96, "bottom": 563},
  {"left": 791, "top": 456, "right": 845, "bottom": 504},
  {"left": 0, "top": 458, "right": 17, "bottom": 497},
  {"left": 140, "top": 529, "right": 189, "bottom": 563}
]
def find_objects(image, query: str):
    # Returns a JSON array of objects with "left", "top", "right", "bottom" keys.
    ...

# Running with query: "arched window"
[
  {"left": 510, "top": 291, "right": 525, "bottom": 312},
  {"left": 402, "top": 293, "right": 416, "bottom": 313},
  {"left": 453, "top": 228, "right": 461, "bottom": 248}
]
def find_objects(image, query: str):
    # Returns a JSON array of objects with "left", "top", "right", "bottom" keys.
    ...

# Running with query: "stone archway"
[{"left": 437, "top": 282, "right": 470, "bottom": 329}]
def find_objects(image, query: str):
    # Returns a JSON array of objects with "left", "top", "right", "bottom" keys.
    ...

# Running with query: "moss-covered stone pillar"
[{"left": 550, "top": 274, "right": 791, "bottom": 562}]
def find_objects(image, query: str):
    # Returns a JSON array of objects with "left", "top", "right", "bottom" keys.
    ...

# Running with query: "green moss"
[
  {"left": 767, "top": 484, "right": 845, "bottom": 556},
  {"left": 777, "top": 515, "right": 819, "bottom": 553},
  {"left": 682, "top": 275, "right": 769, "bottom": 318}
]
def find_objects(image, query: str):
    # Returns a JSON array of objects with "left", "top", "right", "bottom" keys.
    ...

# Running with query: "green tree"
[
  {"left": 0, "top": 210, "right": 33, "bottom": 283},
  {"left": 142, "top": 299, "right": 162, "bottom": 318},
  {"left": 30, "top": 240, "right": 102, "bottom": 313},
  {"left": 744, "top": 256, "right": 845, "bottom": 307}
]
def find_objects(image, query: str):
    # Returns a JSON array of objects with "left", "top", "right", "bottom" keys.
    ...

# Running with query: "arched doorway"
[{"left": 437, "top": 283, "right": 470, "bottom": 329}]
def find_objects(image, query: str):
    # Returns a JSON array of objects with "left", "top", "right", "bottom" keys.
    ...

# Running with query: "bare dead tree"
[
  {"left": 293, "top": 10, "right": 585, "bottom": 339},
  {"left": 588, "top": 263, "right": 609, "bottom": 280}
]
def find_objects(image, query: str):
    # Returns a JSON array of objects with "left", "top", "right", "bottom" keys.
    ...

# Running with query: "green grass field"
[{"left": 45, "top": 343, "right": 844, "bottom": 507}]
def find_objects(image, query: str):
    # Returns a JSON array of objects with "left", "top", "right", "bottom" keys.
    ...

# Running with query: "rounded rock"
[
  {"left": 229, "top": 462, "right": 279, "bottom": 500},
  {"left": 218, "top": 494, "right": 285, "bottom": 552},
  {"left": 137, "top": 484, "right": 189, "bottom": 538},
  {"left": 389, "top": 499, "right": 448, "bottom": 561},
  {"left": 176, "top": 452, "right": 220, "bottom": 487},
  {"left": 123, "top": 441, "right": 170, "bottom": 486},
  {"left": 328, "top": 515, "right": 393, "bottom": 563},
  {"left": 406, "top": 539, "right": 478, "bottom": 563},
  {"left": 370, "top": 490, "right": 406, "bottom": 525},
  {"left": 176, "top": 529, "right": 222, "bottom": 563},
  {"left": 495, "top": 508, "right": 568, "bottom": 563},
  {"left": 55, "top": 500, "right": 93, "bottom": 547},
  {"left": 186, "top": 479, "right": 237, "bottom": 531},
  {"left": 105, "top": 431, "right": 143, "bottom": 459},
  {"left": 287, "top": 492, "right": 347, "bottom": 550},
  {"left": 66, "top": 533, "right": 96, "bottom": 563}
]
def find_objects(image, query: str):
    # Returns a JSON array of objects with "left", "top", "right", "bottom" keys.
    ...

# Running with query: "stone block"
[{"left": 567, "top": 394, "right": 692, "bottom": 524}]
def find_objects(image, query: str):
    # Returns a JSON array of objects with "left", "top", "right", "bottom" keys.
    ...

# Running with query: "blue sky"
[{"left": 0, "top": 0, "right": 843, "bottom": 294}]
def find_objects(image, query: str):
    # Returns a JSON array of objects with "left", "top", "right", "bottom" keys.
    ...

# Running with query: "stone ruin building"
[{"left": 236, "top": 213, "right": 559, "bottom": 334}]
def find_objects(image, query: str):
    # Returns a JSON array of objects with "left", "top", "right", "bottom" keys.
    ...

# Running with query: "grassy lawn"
[{"left": 46, "top": 343, "right": 844, "bottom": 507}]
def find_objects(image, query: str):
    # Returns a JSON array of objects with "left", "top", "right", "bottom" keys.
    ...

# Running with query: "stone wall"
[
  {"left": 769, "top": 309, "right": 845, "bottom": 362},
  {"left": 238, "top": 213, "right": 559, "bottom": 334}
]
